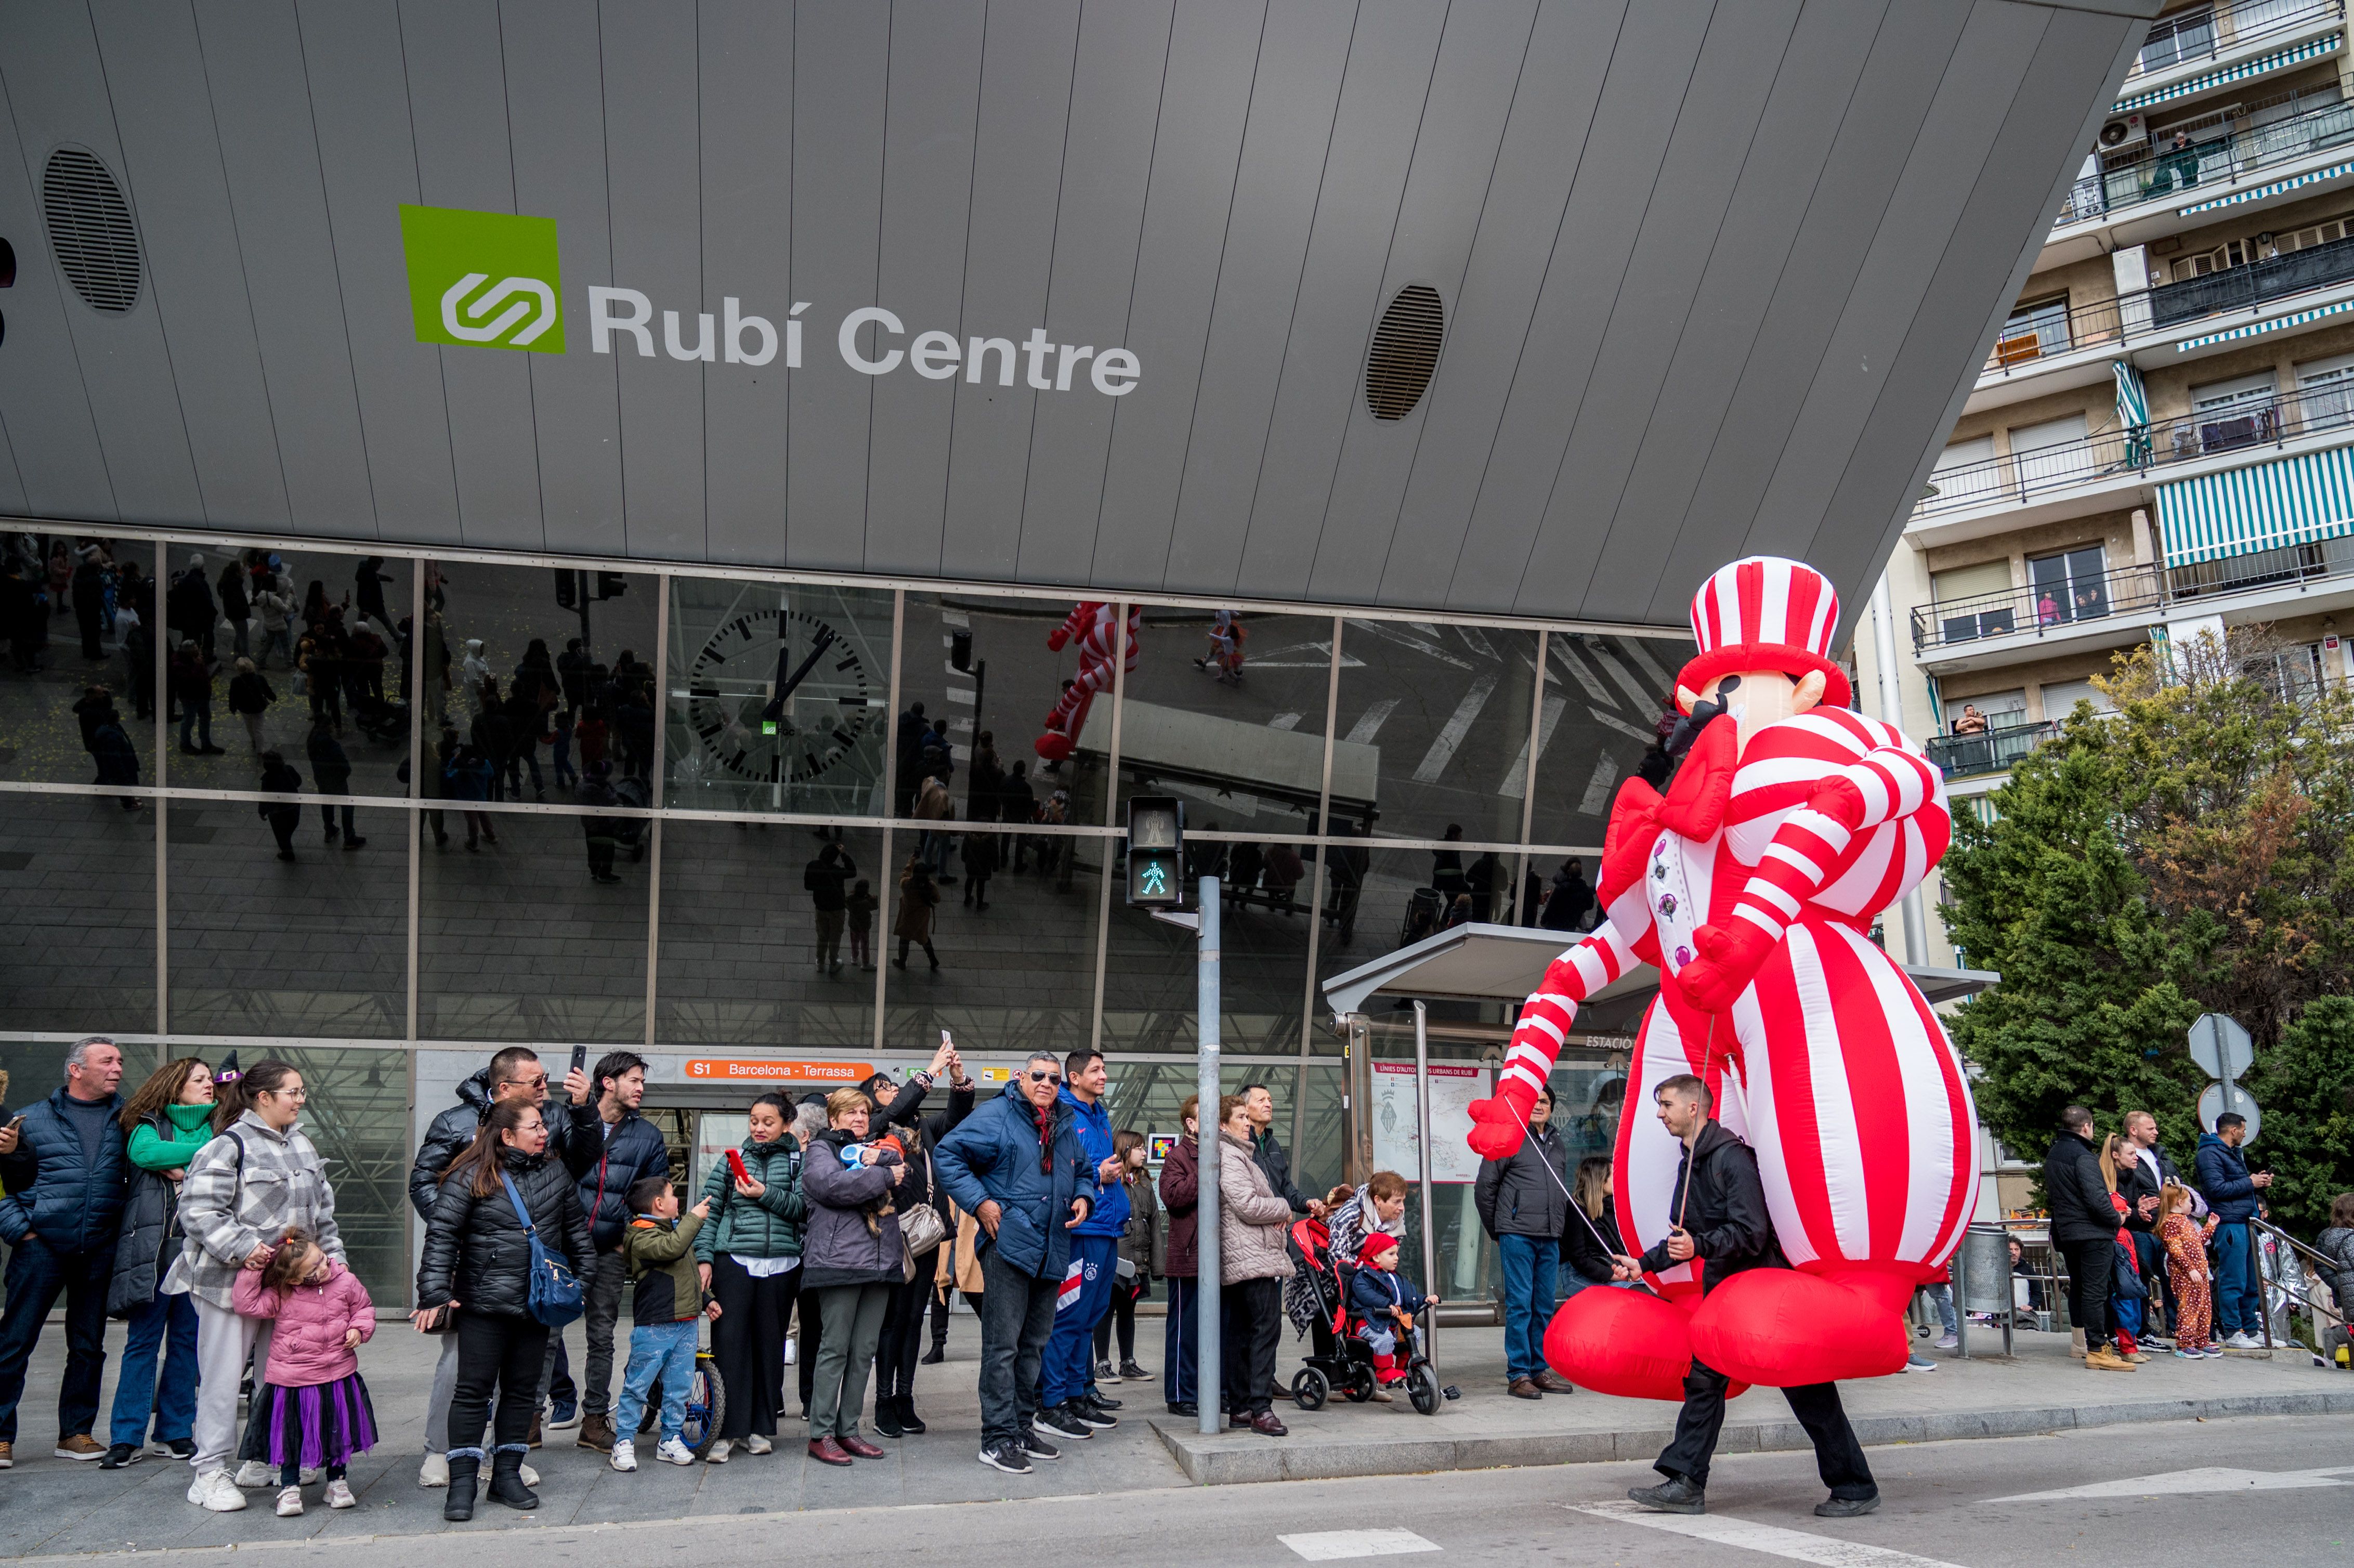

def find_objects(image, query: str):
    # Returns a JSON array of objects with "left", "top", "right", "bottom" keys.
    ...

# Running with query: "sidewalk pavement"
[{"left": 1, "top": 1311, "right": 2346, "bottom": 1551}]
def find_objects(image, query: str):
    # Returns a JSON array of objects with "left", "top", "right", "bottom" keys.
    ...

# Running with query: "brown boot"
[{"left": 577, "top": 1413, "right": 616, "bottom": 1453}]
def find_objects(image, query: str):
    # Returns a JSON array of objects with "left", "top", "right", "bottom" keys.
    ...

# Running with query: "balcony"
[
  {"left": 2115, "top": 0, "right": 2345, "bottom": 104},
  {"left": 1926, "top": 717, "right": 2061, "bottom": 781},
  {"left": 1911, "top": 561, "right": 2167, "bottom": 655},
  {"left": 2054, "top": 95, "right": 2354, "bottom": 230},
  {"left": 2167, "top": 528, "right": 2354, "bottom": 599},
  {"left": 2153, "top": 228, "right": 2354, "bottom": 322}
]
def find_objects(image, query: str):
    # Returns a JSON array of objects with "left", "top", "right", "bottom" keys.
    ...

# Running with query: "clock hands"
[{"left": 760, "top": 625, "right": 838, "bottom": 725}]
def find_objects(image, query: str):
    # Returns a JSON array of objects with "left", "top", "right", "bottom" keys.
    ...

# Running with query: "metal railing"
[
  {"left": 1911, "top": 560, "right": 2166, "bottom": 653},
  {"left": 2169, "top": 529, "right": 2354, "bottom": 599},
  {"left": 1983, "top": 296, "right": 2125, "bottom": 375},
  {"left": 2055, "top": 95, "right": 2354, "bottom": 227},
  {"left": 1918, "top": 377, "right": 2354, "bottom": 521},
  {"left": 1925, "top": 718, "right": 2062, "bottom": 779},
  {"left": 2153, "top": 228, "right": 2354, "bottom": 323},
  {"left": 2121, "top": 0, "right": 2344, "bottom": 85}
]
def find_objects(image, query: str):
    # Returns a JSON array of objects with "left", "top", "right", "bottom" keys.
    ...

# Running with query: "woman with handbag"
[
  {"left": 413, "top": 1099, "right": 592, "bottom": 1521},
  {"left": 869, "top": 1051, "right": 975, "bottom": 1437},
  {"left": 798, "top": 1089, "right": 909, "bottom": 1466},
  {"left": 692, "top": 1092, "right": 808, "bottom": 1463}
]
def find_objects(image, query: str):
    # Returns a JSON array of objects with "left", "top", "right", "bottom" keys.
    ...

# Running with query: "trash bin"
[{"left": 1956, "top": 1223, "right": 2013, "bottom": 1315}]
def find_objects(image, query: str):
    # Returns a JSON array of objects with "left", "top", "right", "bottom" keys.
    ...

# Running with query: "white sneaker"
[
  {"left": 2226, "top": 1331, "right": 2264, "bottom": 1350},
  {"left": 704, "top": 1439, "right": 731, "bottom": 1464},
  {"left": 274, "top": 1485, "right": 303, "bottom": 1518},
  {"left": 609, "top": 1440, "right": 638, "bottom": 1473},
  {"left": 418, "top": 1451, "right": 449, "bottom": 1488},
  {"left": 194, "top": 1470, "right": 249, "bottom": 1512},
  {"left": 1934, "top": 1334, "right": 1958, "bottom": 1350},
  {"left": 521, "top": 1462, "right": 540, "bottom": 1486},
  {"left": 744, "top": 1434, "right": 773, "bottom": 1455},
  {"left": 324, "top": 1478, "right": 355, "bottom": 1509},
  {"left": 299, "top": 1466, "right": 323, "bottom": 1484},
  {"left": 234, "top": 1459, "right": 274, "bottom": 1488},
  {"left": 656, "top": 1438, "right": 696, "bottom": 1467}
]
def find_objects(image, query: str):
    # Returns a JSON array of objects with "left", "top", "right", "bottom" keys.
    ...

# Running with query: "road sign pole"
[{"left": 1196, "top": 876, "right": 1221, "bottom": 1437}]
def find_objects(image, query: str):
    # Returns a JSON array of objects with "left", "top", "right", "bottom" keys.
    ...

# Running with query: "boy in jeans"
[{"left": 608, "top": 1178, "right": 720, "bottom": 1471}]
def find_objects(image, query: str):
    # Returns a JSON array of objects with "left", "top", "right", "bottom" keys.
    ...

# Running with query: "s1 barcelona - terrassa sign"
[{"left": 398, "top": 202, "right": 1139, "bottom": 397}]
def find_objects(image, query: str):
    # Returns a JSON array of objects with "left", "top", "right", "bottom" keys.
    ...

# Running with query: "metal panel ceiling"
[{"left": 0, "top": 0, "right": 2154, "bottom": 635}]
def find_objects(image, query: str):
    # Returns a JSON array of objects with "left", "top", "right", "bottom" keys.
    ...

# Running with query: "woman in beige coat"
[{"left": 1216, "top": 1094, "right": 1296, "bottom": 1435}]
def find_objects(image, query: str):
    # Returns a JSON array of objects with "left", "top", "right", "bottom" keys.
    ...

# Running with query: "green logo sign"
[{"left": 398, "top": 204, "right": 565, "bottom": 353}]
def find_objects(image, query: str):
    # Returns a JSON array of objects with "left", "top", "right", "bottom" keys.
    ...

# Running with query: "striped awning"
[
  {"left": 2173, "top": 293, "right": 2354, "bottom": 352},
  {"left": 2115, "top": 32, "right": 2342, "bottom": 115},
  {"left": 2180, "top": 156, "right": 2354, "bottom": 216},
  {"left": 2112, "top": 359, "right": 2149, "bottom": 426},
  {"left": 2156, "top": 442, "right": 2354, "bottom": 564}
]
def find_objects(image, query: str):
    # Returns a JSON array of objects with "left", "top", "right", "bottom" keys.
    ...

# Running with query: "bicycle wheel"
[
  {"left": 1290, "top": 1367, "right": 1329, "bottom": 1412},
  {"left": 682, "top": 1354, "right": 727, "bottom": 1458},
  {"left": 1407, "top": 1364, "right": 1439, "bottom": 1416}
]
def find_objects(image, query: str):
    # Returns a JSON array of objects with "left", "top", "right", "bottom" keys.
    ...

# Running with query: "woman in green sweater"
[
  {"left": 691, "top": 1091, "right": 807, "bottom": 1464},
  {"left": 103, "top": 1058, "right": 217, "bottom": 1468}
]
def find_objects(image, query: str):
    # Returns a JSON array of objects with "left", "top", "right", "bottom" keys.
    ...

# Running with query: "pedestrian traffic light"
[
  {"left": 594, "top": 571, "right": 627, "bottom": 601},
  {"left": 554, "top": 568, "right": 578, "bottom": 609},
  {"left": 1126, "top": 795, "right": 1183, "bottom": 908}
]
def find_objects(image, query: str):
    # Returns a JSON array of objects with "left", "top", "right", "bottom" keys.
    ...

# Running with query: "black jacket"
[
  {"left": 2119, "top": 1154, "right": 2164, "bottom": 1236},
  {"left": 565, "top": 1101, "right": 672, "bottom": 1252},
  {"left": 1475, "top": 1126, "right": 1571, "bottom": 1241},
  {"left": 1251, "top": 1128, "right": 1312, "bottom": 1216},
  {"left": 408, "top": 1069, "right": 570, "bottom": 1222},
  {"left": 1636, "top": 1121, "right": 1782, "bottom": 1293},
  {"left": 2044, "top": 1131, "right": 2117, "bottom": 1246},
  {"left": 1561, "top": 1195, "right": 1626, "bottom": 1284},
  {"left": 415, "top": 1145, "right": 594, "bottom": 1319},
  {"left": 107, "top": 1110, "right": 191, "bottom": 1317},
  {"left": 874, "top": 1076, "right": 976, "bottom": 1223}
]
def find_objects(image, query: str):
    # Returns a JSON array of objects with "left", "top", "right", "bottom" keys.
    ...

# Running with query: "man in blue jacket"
[
  {"left": 561, "top": 1050, "right": 671, "bottom": 1453},
  {"left": 2194, "top": 1113, "right": 2272, "bottom": 1348},
  {"left": 1038, "top": 1049, "right": 1130, "bottom": 1438},
  {"left": 0, "top": 1037, "right": 128, "bottom": 1466},
  {"left": 935, "top": 1052, "right": 1097, "bottom": 1477}
]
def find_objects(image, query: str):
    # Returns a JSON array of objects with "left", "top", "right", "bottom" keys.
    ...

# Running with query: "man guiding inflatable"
[{"left": 1611, "top": 1074, "right": 1878, "bottom": 1518}]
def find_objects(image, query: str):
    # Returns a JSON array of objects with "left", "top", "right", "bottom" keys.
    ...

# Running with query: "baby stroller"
[{"left": 1285, "top": 1217, "right": 1441, "bottom": 1416}]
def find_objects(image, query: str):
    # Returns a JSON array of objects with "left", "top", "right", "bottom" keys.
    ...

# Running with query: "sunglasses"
[{"left": 1027, "top": 1071, "right": 1063, "bottom": 1085}]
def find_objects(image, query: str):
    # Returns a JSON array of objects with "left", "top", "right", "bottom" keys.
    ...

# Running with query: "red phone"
[{"left": 726, "top": 1148, "right": 751, "bottom": 1186}]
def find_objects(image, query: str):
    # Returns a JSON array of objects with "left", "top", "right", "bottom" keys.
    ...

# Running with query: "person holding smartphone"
[{"left": 692, "top": 1093, "right": 807, "bottom": 1463}]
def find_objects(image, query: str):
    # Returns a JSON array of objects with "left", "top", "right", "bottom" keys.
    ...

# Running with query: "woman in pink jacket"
[{"left": 231, "top": 1226, "right": 377, "bottom": 1518}]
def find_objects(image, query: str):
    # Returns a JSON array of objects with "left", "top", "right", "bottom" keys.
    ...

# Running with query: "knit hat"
[
  {"left": 1358, "top": 1232, "right": 1401, "bottom": 1268},
  {"left": 1676, "top": 555, "right": 1853, "bottom": 712}
]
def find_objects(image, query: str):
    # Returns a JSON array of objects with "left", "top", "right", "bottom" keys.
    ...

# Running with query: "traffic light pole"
[{"left": 1195, "top": 876, "right": 1221, "bottom": 1438}]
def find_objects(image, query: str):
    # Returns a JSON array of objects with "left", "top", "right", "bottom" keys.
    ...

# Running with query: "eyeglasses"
[
  {"left": 514, "top": 1074, "right": 549, "bottom": 1090},
  {"left": 1027, "top": 1071, "right": 1063, "bottom": 1085},
  {"left": 262, "top": 1087, "right": 309, "bottom": 1102}
]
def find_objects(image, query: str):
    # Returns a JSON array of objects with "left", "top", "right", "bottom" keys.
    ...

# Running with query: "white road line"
[
  {"left": 1590, "top": 706, "right": 1655, "bottom": 744},
  {"left": 1550, "top": 639, "right": 1612, "bottom": 703},
  {"left": 1268, "top": 712, "right": 1304, "bottom": 730},
  {"left": 1498, "top": 694, "right": 1567, "bottom": 798},
  {"left": 1993, "top": 1465, "right": 2354, "bottom": 1501},
  {"left": 947, "top": 687, "right": 975, "bottom": 705},
  {"left": 940, "top": 608, "right": 970, "bottom": 628},
  {"left": 1578, "top": 753, "right": 1619, "bottom": 815},
  {"left": 1456, "top": 624, "right": 1497, "bottom": 658},
  {"left": 1569, "top": 1501, "right": 1968, "bottom": 1568},
  {"left": 1345, "top": 698, "right": 1400, "bottom": 746},
  {"left": 1588, "top": 642, "right": 1659, "bottom": 711},
  {"left": 1407, "top": 620, "right": 1443, "bottom": 639},
  {"left": 1619, "top": 636, "right": 1676, "bottom": 694},
  {"left": 1346, "top": 618, "right": 1476, "bottom": 670},
  {"left": 1279, "top": 1528, "right": 1440, "bottom": 1562},
  {"left": 1414, "top": 673, "right": 1498, "bottom": 783}
]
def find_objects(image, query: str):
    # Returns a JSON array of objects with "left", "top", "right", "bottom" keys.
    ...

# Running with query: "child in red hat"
[{"left": 1349, "top": 1233, "right": 1438, "bottom": 1400}]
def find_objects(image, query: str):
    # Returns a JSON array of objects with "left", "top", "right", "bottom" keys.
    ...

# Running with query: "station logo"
[{"left": 398, "top": 204, "right": 566, "bottom": 353}]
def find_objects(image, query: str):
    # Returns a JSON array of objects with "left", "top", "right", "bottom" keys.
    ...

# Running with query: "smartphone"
[
  {"left": 940, "top": 1028, "right": 953, "bottom": 1049},
  {"left": 726, "top": 1148, "right": 751, "bottom": 1186},
  {"left": 569, "top": 1043, "right": 587, "bottom": 1079}
]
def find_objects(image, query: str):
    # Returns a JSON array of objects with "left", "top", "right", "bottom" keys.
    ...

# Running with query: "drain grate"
[
  {"left": 1365, "top": 283, "right": 1444, "bottom": 421},
  {"left": 43, "top": 148, "right": 141, "bottom": 314}
]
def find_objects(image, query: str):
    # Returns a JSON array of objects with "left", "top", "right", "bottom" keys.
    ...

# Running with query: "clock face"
[{"left": 686, "top": 607, "right": 880, "bottom": 783}]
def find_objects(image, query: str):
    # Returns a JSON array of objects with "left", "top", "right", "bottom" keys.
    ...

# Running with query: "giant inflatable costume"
[
  {"left": 1036, "top": 600, "right": 1142, "bottom": 763},
  {"left": 1467, "top": 556, "right": 1977, "bottom": 1398}
]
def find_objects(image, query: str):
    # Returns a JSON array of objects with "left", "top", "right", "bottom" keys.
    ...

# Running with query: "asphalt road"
[{"left": 57, "top": 1413, "right": 2353, "bottom": 1568}]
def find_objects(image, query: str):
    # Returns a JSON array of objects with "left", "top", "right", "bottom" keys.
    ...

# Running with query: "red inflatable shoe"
[
  {"left": 1686, "top": 1269, "right": 1911, "bottom": 1387},
  {"left": 1541, "top": 1287, "right": 1748, "bottom": 1403}
]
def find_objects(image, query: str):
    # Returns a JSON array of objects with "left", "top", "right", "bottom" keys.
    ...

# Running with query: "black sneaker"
[
  {"left": 1021, "top": 1431, "right": 1062, "bottom": 1462},
  {"left": 1070, "top": 1400, "right": 1119, "bottom": 1430},
  {"left": 155, "top": 1438, "right": 197, "bottom": 1460},
  {"left": 977, "top": 1438, "right": 1032, "bottom": 1475},
  {"left": 1085, "top": 1391, "right": 1123, "bottom": 1412},
  {"left": 99, "top": 1443, "right": 138, "bottom": 1469},
  {"left": 1628, "top": 1474, "right": 1706, "bottom": 1514},
  {"left": 1118, "top": 1361, "right": 1151, "bottom": 1381},
  {"left": 1094, "top": 1360, "right": 1117, "bottom": 1382},
  {"left": 1166, "top": 1400, "right": 1198, "bottom": 1417},
  {"left": 1030, "top": 1404, "right": 1092, "bottom": 1442},
  {"left": 1815, "top": 1494, "right": 1880, "bottom": 1519}
]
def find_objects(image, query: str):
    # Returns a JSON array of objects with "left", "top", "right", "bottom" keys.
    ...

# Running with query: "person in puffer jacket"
[
  {"left": 693, "top": 1092, "right": 807, "bottom": 1461},
  {"left": 415, "top": 1099, "right": 593, "bottom": 1523},
  {"left": 103, "top": 1056, "right": 217, "bottom": 1469},
  {"left": 232, "top": 1226, "right": 376, "bottom": 1516},
  {"left": 797, "top": 1089, "right": 907, "bottom": 1467},
  {"left": 1215, "top": 1094, "right": 1296, "bottom": 1436},
  {"left": 560, "top": 1051, "right": 670, "bottom": 1456}
]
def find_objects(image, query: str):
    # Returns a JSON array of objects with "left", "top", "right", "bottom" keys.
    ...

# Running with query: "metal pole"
[
  {"left": 1197, "top": 875, "right": 1222, "bottom": 1436},
  {"left": 1414, "top": 1000, "right": 1437, "bottom": 1370},
  {"left": 1871, "top": 576, "right": 1930, "bottom": 963}
]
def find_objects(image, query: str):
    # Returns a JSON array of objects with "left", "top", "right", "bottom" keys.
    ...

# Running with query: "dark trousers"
[
  {"left": 976, "top": 1244, "right": 1059, "bottom": 1445},
  {"left": 1164, "top": 1274, "right": 1198, "bottom": 1404},
  {"left": 1657, "top": 1356, "right": 1875, "bottom": 1499},
  {"left": 319, "top": 800, "right": 356, "bottom": 838},
  {"left": 266, "top": 807, "right": 299, "bottom": 854},
  {"left": 795, "top": 1287, "right": 821, "bottom": 1413},
  {"left": 1094, "top": 1282, "right": 1139, "bottom": 1364},
  {"left": 580, "top": 1250, "right": 626, "bottom": 1415},
  {"left": 1222, "top": 1276, "right": 1281, "bottom": 1419},
  {"left": 0, "top": 1238, "right": 112, "bottom": 1444},
  {"left": 929, "top": 1285, "right": 954, "bottom": 1350},
  {"left": 2059, "top": 1236, "right": 2114, "bottom": 1352},
  {"left": 708, "top": 1256, "right": 796, "bottom": 1440},
  {"left": 874, "top": 1263, "right": 931, "bottom": 1405},
  {"left": 448, "top": 1311, "right": 550, "bottom": 1457},
  {"left": 77, "top": 601, "right": 103, "bottom": 660}
]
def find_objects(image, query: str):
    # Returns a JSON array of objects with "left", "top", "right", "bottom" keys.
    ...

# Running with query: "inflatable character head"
[{"left": 1671, "top": 557, "right": 1853, "bottom": 752}]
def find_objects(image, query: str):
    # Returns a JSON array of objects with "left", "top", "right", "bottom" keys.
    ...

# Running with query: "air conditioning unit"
[{"left": 2100, "top": 114, "right": 2145, "bottom": 148}]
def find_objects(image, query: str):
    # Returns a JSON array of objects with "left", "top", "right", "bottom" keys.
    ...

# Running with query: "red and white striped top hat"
[{"left": 1677, "top": 556, "right": 1853, "bottom": 712}]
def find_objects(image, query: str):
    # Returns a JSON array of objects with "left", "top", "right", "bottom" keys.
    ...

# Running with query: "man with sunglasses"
[{"left": 935, "top": 1051, "right": 1100, "bottom": 1476}]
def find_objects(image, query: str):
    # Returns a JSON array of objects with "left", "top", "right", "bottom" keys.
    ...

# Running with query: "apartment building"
[{"left": 1857, "top": 0, "right": 2354, "bottom": 965}]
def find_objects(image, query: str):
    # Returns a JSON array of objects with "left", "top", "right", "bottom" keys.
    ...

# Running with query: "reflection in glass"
[
  {"left": 665, "top": 578, "right": 892, "bottom": 816},
  {"left": 1523, "top": 633, "right": 1694, "bottom": 850},
  {"left": 260, "top": 1047, "right": 413, "bottom": 1306},
  {"left": 0, "top": 534, "right": 161, "bottom": 787},
  {"left": 1333, "top": 619, "right": 1536, "bottom": 845},
  {"left": 166, "top": 801, "right": 405, "bottom": 1038},
  {"left": 1109, "top": 609, "right": 1336, "bottom": 840},
  {"left": 0, "top": 792, "right": 155, "bottom": 1036},
  {"left": 1100, "top": 841, "right": 1313, "bottom": 1056},
  {"left": 658, "top": 822, "right": 880, "bottom": 1048},
  {"left": 419, "top": 805, "right": 649, "bottom": 1042},
  {"left": 879, "top": 830, "right": 1099, "bottom": 1055}
]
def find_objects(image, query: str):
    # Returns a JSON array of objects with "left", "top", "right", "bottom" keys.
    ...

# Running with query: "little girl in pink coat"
[{"left": 232, "top": 1225, "right": 377, "bottom": 1517}]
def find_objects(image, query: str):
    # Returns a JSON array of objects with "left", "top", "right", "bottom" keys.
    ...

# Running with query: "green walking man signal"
[{"left": 1126, "top": 795, "right": 1184, "bottom": 909}]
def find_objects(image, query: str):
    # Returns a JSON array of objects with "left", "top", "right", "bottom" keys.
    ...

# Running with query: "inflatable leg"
[
  {"left": 1685, "top": 1268, "right": 1912, "bottom": 1387},
  {"left": 1543, "top": 1289, "right": 1751, "bottom": 1403}
]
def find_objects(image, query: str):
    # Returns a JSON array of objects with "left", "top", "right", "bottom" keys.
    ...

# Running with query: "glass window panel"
[
  {"left": 163, "top": 543, "right": 415, "bottom": 801},
  {"left": 0, "top": 534, "right": 157, "bottom": 787},
  {"left": 1109, "top": 608, "right": 1335, "bottom": 840},
  {"left": 657, "top": 822, "right": 882, "bottom": 1047},
  {"left": 1099, "top": 839, "right": 1315, "bottom": 1057},
  {"left": 878, "top": 828, "right": 1101, "bottom": 1056},
  {"left": 165, "top": 800, "right": 406, "bottom": 1038},
  {"left": 1524, "top": 633, "right": 1696, "bottom": 851},
  {"left": 419, "top": 804, "right": 649, "bottom": 1042},
  {"left": 664, "top": 578, "right": 893, "bottom": 816},
  {"left": 0, "top": 792, "right": 155, "bottom": 1036},
  {"left": 1313, "top": 849, "right": 1526, "bottom": 1049},
  {"left": 256, "top": 1047, "right": 414, "bottom": 1306},
  {"left": 423, "top": 559, "right": 659, "bottom": 812},
  {"left": 1331, "top": 618, "right": 1536, "bottom": 845}
]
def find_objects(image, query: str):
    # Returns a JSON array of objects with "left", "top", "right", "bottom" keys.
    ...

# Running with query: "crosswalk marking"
[
  {"left": 1587, "top": 642, "right": 1658, "bottom": 711},
  {"left": 1347, "top": 618, "right": 1476, "bottom": 670},
  {"left": 1345, "top": 698, "right": 1400, "bottom": 746},
  {"left": 1590, "top": 706, "right": 1655, "bottom": 744},
  {"left": 1456, "top": 624, "right": 1497, "bottom": 658},
  {"left": 1618, "top": 635, "right": 1677, "bottom": 695},
  {"left": 1268, "top": 712, "right": 1303, "bottom": 731},
  {"left": 1498, "top": 694, "right": 1567, "bottom": 799},
  {"left": 1550, "top": 638, "right": 1612, "bottom": 703},
  {"left": 1570, "top": 1501, "right": 1968, "bottom": 1568},
  {"left": 1414, "top": 673, "right": 1497, "bottom": 783},
  {"left": 1993, "top": 1465, "right": 2353, "bottom": 1501},
  {"left": 1578, "top": 753, "right": 1619, "bottom": 815},
  {"left": 1279, "top": 1528, "right": 1440, "bottom": 1561}
]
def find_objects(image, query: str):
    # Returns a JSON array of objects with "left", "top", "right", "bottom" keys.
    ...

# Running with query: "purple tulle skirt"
[{"left": 254, "top": 1373, "right": 378, "bottom": 1469}]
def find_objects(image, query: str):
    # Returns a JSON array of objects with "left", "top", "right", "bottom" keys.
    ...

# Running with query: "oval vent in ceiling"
[
  {"left": 1365, "top": 283, "right": 1444, "bottom": 421},
  {"left": 43, "top": 148, "right": 141, "bottom": 315}
]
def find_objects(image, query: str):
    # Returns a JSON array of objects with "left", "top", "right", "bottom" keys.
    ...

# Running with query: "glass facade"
[{"left": 0, "top": 527, "right": 1692, "bottom": 1306}]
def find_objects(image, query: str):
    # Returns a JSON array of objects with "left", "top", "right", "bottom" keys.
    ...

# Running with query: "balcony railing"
[
  {"left": 2168, "top": 529, "right": 2354, "bottom": 598},
  {"left": 1926, "top": 717, "right": 2060, "bottom": 780},
  {"left": 2055, "top": 95, "right": 2354, "bottom": 228},
  {"left": 1918, "top": 377, "right": 2354, "bottom": 520},
  {"left": 1911, "top": 561, "right": 2167, "bottom": 653},
  {"left": 2119, "top": 0, "right": 2343, "bottom": 85}
]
